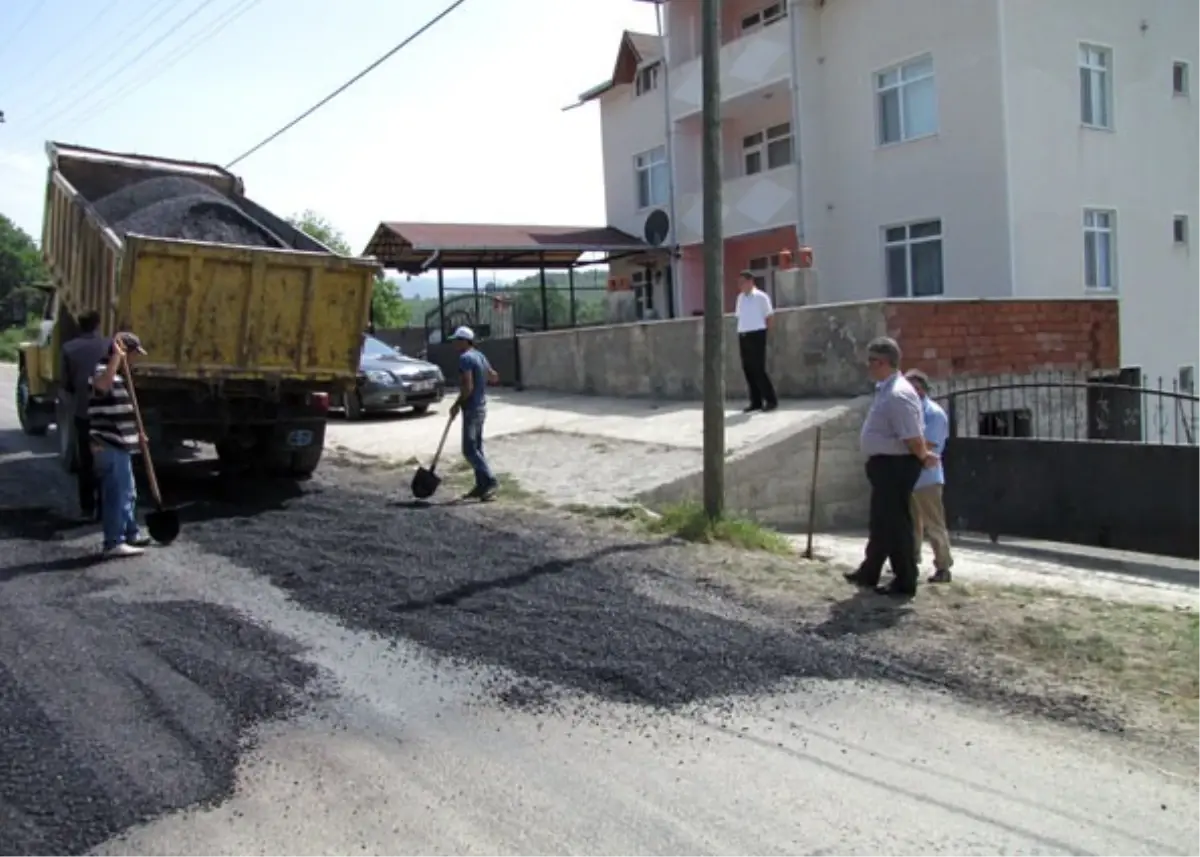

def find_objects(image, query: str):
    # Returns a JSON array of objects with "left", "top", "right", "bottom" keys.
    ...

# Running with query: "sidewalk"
[{"left": 790, "top": 531, "right": 1198, "bottom": 611}]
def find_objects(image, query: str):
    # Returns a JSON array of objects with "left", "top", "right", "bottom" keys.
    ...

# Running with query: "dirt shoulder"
[{"left": 321, "top": 448, "right": 1199, "bottom": 770}]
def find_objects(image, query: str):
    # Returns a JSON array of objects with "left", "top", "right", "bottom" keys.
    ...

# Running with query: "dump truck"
[{"left": 14, "top": 141, "right": 378, "bottom": 478}]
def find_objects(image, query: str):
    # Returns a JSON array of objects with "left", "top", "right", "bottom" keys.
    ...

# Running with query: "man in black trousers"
[
  {"left": 843, "top": 336, "right": 938, "bottom": 597},
  {"left": 60, "top": 311, "right": 110, "bottom": 521},
  {"left": 734, "top": 270, "right": 778, "bottom": 413}
]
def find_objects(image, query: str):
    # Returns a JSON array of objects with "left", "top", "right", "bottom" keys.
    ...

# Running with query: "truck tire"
[
  {"left": 16, "top": 362, "right": 50, "bottom": 436},
  {"left": 262, "top": 421, "right": 326, "bottom": 479}
]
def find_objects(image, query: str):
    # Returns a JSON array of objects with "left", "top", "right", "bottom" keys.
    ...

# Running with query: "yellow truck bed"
[{"left": 40, "top": 141, "right": 377, "bottom": 385}]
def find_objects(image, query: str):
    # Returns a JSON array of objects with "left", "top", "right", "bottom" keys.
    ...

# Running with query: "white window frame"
[
  {"left": 742, "top": 122, "right": 793, "bottom": 176},
  {"left": 1173, "top": 214, "right": 1189, "bottom": 245},
  {"left": 1079, "top": 43, "right": 1114, "bottom": 129},
  {"left": 747, "top": 254, "right": 781, "bottom": 294},
  {"left": 882, "top": 219, "right": 944, "bottom": 298},
  {"left": 1083, "top": 208, "right": 1117, "bottom": 291},
  {"left": 635, "top": 62, "right": 660, "bottom": 98},
  {"left": 1173, "top": 61, "right": 1190, "bottom": 97},
  {"left": 634, "top": 145, "right": 669, "bottom": 210},
  {"left": 875, "top": 54, "right": 938, "bottom": 146},
  {"left": 740, "top": 2, "right": 787, "bottom": 36}
]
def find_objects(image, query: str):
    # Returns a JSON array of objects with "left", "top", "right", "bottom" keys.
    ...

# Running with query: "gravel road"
[{"left": 0, "top": 363, "right": 1196, "bottom": 855}]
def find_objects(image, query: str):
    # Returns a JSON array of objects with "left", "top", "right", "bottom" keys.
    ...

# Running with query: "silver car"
[{"left": 340, "top": 335, "right": 445, "bottom": 420}]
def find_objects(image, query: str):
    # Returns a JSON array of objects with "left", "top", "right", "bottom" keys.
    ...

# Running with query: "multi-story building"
[{"left": 573, "top": 0, "right": 1198, "bottom": 392}]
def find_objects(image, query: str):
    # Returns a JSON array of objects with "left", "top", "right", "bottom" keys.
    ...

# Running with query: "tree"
[
  {"left": 287, "top": 210, "right": 410, "bottom": 329},
  {"left": 0, "top": 213, "right": 47, "bottom": 326}
]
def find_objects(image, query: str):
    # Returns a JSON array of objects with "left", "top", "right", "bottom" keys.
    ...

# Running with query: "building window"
[
  {"left": 1079, "top": 44, "right": 1113, "bottom": 128},
  {"left": 747, "top": 254, "right": 781, "bottom": 293},
  {"left": 1174, "top": 214, "right": 1189, "bottom": 244},
  {"left": 634, "top": 146, "right": 669, "bottom": 209},
  {"left": 884, "top": 219, "right": 943, "bottom": 298},
  {"left": 741, "top": 2, "right": 787, "bottom": 35},
  {"left": 635, "top": 63, "right": 660, "bottom": 97},
  {"left": 1083, "top": 209, "right": 1116, "bottom": 290},
  {"left": 1173, "top": 61, "right": 1189, "bottom": 96},
  {"left": 876, "top": 55, "right": 937, "bottom": 145},
  {"left": 742, "top": 122, "right": 793, "bottom": 175}
]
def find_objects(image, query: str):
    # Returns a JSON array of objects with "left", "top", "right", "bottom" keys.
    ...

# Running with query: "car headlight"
[
  {"left": 366, "top": 370, "right": 394, "bottom": 385},
  {"left": 435, "top": 368, "right": 445, "bottom": 382}
]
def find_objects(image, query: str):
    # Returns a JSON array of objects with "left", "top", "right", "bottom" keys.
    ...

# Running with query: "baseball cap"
[
  {"left": 116, "top": 332, "right": 148, "bottom": 355},
  {"left": 451, "top": 325, "right": 475, "bottom": 342}
]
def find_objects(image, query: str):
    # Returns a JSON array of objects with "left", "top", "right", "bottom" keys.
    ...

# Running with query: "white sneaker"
[{"left": 103, "top": 543, "right": 145, "bottom": 559}]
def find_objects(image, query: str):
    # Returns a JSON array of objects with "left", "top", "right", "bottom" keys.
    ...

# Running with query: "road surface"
[{"left": 0, "top": 365, "right": 1196, "bottom": 855}]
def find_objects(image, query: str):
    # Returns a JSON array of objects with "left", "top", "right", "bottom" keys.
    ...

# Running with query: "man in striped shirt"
[{"left": 89, "top": 332, "right": 150, "bottom": 558}]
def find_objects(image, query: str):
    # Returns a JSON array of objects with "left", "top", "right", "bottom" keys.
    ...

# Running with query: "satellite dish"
[{"left": 644, "top": 209, "right": 670, "bottom": 246}]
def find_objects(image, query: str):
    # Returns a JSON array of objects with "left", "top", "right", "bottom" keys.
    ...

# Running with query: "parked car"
[{"left": 340, "top": 335, "right": 445, "bottom": 420}]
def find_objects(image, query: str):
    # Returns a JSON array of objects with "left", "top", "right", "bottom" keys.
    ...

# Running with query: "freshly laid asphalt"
[{"left": 0, "top": 362, "right": 1196, "bottom": 856}]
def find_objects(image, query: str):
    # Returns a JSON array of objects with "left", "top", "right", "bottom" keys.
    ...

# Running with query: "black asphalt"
[{"left": 0, "top": 431, "right": 1115, "bottom": 855}]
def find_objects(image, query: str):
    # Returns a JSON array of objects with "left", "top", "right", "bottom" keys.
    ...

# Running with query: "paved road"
[{"left": 0, "top": 365, "right": 1196, "bottom": 855}]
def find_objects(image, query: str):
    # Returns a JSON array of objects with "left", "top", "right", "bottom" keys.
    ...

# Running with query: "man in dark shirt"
[
  {"left": 89, "top": 332, "right": 150, "bottom": 558},
  {"left": 60, "top": 311, "right": 110, "bottom": 520},
  {"left": 448, "top": 325, "right": 499, "bottom": 501}
]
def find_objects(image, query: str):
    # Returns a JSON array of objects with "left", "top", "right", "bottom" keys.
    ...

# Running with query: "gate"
[
  {"left": 938, "top": 372, "right": 1199, "bottom": 559},
  {"left": 423, "top": 293, "right": 521, "bottom": 387}
]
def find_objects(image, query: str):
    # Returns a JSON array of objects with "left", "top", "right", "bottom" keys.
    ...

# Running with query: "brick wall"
[{"left": 885, "top": 298, "right": 1120, "bottom": 379}]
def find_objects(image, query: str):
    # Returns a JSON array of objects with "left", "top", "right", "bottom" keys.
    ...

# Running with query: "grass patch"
[
  {"left": 644, "top": 501, "right": 792, "bottom": 555},
  {"left": 0, "top": 322, "right": 39, "bottom": 363}
]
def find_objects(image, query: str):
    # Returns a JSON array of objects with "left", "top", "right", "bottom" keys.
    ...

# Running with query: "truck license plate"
[{"left": 287, "top": 429, "right": 314, "bottom": 448}]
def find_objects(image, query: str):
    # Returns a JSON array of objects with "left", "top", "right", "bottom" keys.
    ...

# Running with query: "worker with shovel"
[
  {"left": 89, "top": 332, "right": 152, "bottom": 558},
  {"left": 449, "top": 326, "right": 499, "bottom": 501}
]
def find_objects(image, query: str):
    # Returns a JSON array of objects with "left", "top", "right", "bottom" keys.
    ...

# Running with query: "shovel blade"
[
  {"left": 146, "top": 507, "right": 180, "bottom": 545},
  {"left": 411, "top": 466, "right": 441, "bottom": 499}
]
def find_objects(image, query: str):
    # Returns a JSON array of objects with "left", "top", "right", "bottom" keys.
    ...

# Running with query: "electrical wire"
[
  {"left": 16, "top": 0, "right": 214, "bottom": 136},
  {"left": 69, "top": 0, "right": 265, "bottom": 130},
  {"left": 0, "top": 0, "right": 49, "bottom": 60},
  {"left": 224, "top": 0, "right": 469, "bottom": 169},
  {"left": 0, "top": 0, "right": 123, "bottom": 98}
]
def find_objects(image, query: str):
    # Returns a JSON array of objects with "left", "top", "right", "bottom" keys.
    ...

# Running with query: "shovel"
[
  {"left": 411, "top": 411, "right": 456, "bottom": 500},
  {"left": 123, "top": 357, "right": 180, "bottom": 544}
]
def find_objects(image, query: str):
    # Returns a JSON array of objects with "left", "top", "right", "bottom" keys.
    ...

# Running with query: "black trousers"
[
  {"left": 738, "top": 329, "right": 777, "bottom": 408},
  {"left": 859, "top": 454, "right": 923, "bottom": 590},
  {"left": 74, "top": 417, "right": 98, "bottom": 517}
]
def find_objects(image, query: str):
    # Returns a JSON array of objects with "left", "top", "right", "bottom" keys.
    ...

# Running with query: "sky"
[{"left": 0, "top": 0, "right": 659, "bottom": 287}]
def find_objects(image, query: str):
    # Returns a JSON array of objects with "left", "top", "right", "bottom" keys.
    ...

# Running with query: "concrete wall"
[
  {"left": 638, "top": 398, "right": 874, "bottom": 532},
  {"left": 517, "top": 296, "right": 1121, "bottom": 401}
]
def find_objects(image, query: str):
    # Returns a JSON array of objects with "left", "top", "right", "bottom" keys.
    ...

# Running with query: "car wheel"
[
  {"left": 411, "top": 404, "right": 430, "bottom": 416},
  {"left": 343, "top": 391, "right": 364, "bottom": 421}
]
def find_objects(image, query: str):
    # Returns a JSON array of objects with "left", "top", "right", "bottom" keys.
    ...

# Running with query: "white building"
[{"left": 571, "top": 0, "right": 1199, "bottom": 392}]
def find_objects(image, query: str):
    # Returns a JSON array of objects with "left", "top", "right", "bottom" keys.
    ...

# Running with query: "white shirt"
[{"left": 735, "top": 288, "right": 773, "bottom": 333}]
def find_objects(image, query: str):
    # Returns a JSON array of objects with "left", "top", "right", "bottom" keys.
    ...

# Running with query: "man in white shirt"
[{"left": 734, "top": 270, "right": 778, "bottom": 412}]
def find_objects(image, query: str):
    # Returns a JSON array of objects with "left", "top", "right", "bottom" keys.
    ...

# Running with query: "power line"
[
  {"left": 0, "top": 0, "right": 124, "bottom": 98},
  {"left": 224, "top": 0, "right": 469, "bottom": 169},
  {"left": 69, "top": 0, "right": 265, "bottom": 130},
  {"left": 20, "top": 0, "right": 222, "bottom": 138},
  {"left": 0, "top": 0, "right": 49, "bottom": 60}
]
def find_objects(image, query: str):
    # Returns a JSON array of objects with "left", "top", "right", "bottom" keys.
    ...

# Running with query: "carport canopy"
[{"left": 362, "top": 222, "right": 656, "bottom": 273}]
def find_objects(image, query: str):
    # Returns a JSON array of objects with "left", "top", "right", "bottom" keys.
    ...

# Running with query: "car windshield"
[{"left": 362, "top": 336, "right": 398, "bottom": 360}]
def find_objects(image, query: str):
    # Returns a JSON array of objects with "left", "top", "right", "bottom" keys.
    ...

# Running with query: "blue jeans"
[
  {"left": 461, "top": 408, "right": 496, "bottom": 490},
  {"left": 94, "top": 444, "right": 140, "bottom": 549}
]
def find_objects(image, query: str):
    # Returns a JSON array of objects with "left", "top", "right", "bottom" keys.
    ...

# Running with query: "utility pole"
[{"left": 700, "top": 0, "right": 725, "bottom": 519}]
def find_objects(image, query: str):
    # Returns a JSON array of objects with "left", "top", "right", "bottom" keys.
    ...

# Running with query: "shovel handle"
[
  {"left": 121, "top": 355, "right": 164, "bottom": 508},
  {"left": 429, "top": 410, "right": 456, "bottom": 471}
]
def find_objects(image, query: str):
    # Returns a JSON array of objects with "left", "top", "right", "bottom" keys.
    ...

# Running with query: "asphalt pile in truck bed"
[{"left": 94, "top": 176, "right": 283, "bottom": 248}]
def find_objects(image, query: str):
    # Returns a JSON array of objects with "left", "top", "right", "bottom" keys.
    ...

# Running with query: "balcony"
[
  {"left": 668, "top": 21, "right": 792, "bottom": 120},
  {"left": 675, "top": 162, "right": 798, "bottom": 245}
]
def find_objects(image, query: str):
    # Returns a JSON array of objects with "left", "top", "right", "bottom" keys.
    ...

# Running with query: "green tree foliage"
[
  {"left": 0, "top": 213, "right": 48, "bottom": 326},
  {"left": 287, "top": 210, "right": 411, "bottom": 329}
]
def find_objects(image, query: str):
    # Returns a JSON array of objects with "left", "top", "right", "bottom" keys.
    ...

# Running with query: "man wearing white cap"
[{"left": 449, "top": 325, "right": 500, "bottom": 500}]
